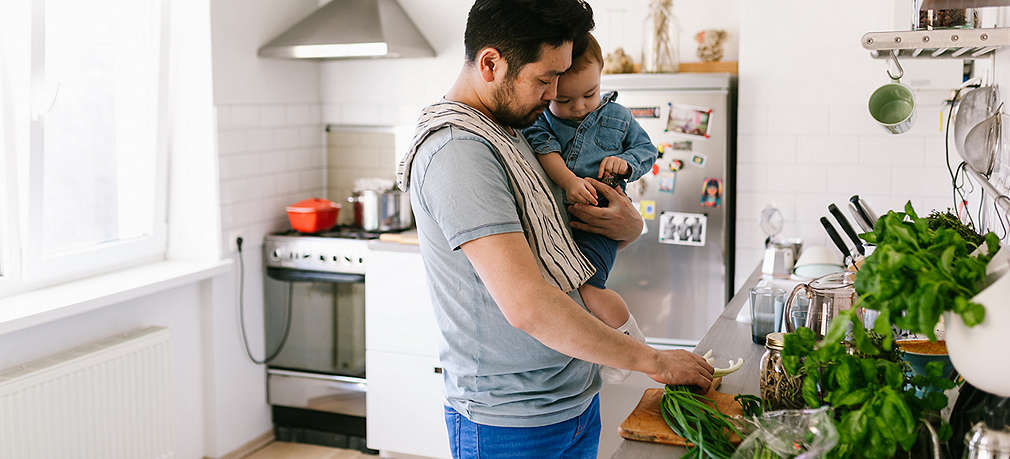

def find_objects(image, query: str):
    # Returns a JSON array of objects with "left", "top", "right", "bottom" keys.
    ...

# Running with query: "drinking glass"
[{"left": 751, "top": 286, "right": 786, "bottom": 345}]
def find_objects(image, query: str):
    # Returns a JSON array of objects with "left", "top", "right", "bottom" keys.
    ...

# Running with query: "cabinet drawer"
[
  {"left": 365, "top": 250, "right": 440, "bottom": 357},
  {"left": 366, "top": 350, "right": 450, "bottom": 458}
]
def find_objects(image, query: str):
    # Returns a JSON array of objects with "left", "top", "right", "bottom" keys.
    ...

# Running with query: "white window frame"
[{"left": 0, "top": 0, "right": 171, "bottom": 297}]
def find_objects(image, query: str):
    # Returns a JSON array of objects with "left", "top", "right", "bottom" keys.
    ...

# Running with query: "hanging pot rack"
[
  {"left": 862, "top": 27, "right": 1010, "bottom": 59},
  {"left": 862, "top": 27, "right": 1010, "bottom": 225}
]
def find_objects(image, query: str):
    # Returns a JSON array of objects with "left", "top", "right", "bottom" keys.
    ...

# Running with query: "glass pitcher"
[{"left": 784, "top": 271, "right": 862, "bottom": 338}]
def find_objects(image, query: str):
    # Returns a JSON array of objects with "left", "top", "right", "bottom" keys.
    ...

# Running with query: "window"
[{"left": 0, "top": 0, "right": 169, "bottom": 296}]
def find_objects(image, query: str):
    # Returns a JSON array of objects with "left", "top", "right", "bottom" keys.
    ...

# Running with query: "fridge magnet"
[
  {"left": 658, "top": 211, "right": 707, "bottom": 247},
  {"left": 691, "top": 153, "right": 707, "bottom": 167},
  {"left": 651, "top": 164, "right": 660, "bottom": 176},
  {"left": 670, "top": 159, "right": 684, "bottom": 172},
  {"left": 656, "top": 143, "right": 672, "bottom": 159},
  {"left": 666, "top": 103, "right": 713, "bottom": 138},
  {"left": 658, "top": 173, "right": 676, "bottom": 193},
  {"left": 640, "top": 200, "right": 656, "bottom": 220},
  {"left": 672, "top": 140, "right": 693, "bottom": 151},
  {"left": 629, "top": 106, "right": 661, "bottom": 119},
  {"left": 700, "top": 177, "right": 723, "bottom": 208}
]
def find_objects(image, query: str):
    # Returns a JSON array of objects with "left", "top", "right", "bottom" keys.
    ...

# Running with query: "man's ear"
[{"left": 476, "top": 47, "right": 508, "bottom": 83}]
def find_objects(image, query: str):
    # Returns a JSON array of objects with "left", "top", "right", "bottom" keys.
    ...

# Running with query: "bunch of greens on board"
[
  {"left": 781, "top": 311, "right": 956, "bottom": 459},
  {"left": 856, "top": 201, "right": 1000, "bottom": 340},
  {"left": 661, "top": 385, "right": 743, "bottom": 459}
]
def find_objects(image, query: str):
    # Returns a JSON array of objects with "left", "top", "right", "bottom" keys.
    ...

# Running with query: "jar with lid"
[
  {"left": 641, "top": 0, "right": 679, "bottom": 73},
  {"left": 912, "top": 0, "right": 979, "bottom": 29},
  {"left": 759, "top": 332, "right": 806, "bottom": 410}
]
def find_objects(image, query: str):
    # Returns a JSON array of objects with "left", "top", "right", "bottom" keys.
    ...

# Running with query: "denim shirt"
[{"left": 522, "top": 91, "right": 657, "bottom": 184}]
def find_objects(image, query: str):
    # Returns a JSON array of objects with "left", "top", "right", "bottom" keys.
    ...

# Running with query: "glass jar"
[
  {"left": 641, "top": 0, "right": 679, "bottom": 73},
  {"left": 759, "top": 332, "right": 806, "bottom": 410},
  {"left": 912, "top": 0, "right": 978, "bottom": 29}
]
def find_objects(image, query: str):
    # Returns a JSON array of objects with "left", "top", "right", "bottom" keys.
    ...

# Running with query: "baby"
[{"left": 523, "top": 33, "right": 657, "bottom": 383}]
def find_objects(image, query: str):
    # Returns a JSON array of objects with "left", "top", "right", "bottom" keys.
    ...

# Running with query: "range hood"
[{"left": 258, "top": 0, "right": 435, "bottom": 60}]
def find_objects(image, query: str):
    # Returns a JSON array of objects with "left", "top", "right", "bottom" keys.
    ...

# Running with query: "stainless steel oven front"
[{"left": 263, "top": 233, "right": 369, "bottom": 418}]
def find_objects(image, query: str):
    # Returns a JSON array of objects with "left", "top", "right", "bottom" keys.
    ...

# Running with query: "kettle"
[{"left": 784, "top": 271, "right": 862, "bottom": 337}]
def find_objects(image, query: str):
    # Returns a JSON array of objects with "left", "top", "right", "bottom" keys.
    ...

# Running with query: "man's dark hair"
[{"left": 464, "top": 0, "right": 595, "bottom": 78}]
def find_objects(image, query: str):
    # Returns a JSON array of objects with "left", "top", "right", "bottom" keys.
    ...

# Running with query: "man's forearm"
[{"left": 518, "top": 284, "right": 658, "bottom": 373}]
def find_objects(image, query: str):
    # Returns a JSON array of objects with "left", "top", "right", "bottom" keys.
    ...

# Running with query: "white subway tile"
[
  {"left": 247, "top": 128, "right": 277, "bottom": 152},
  {"left": 217, "top": 130, "right": 248, "bottom": 156},
  {"left": 736, "top": 164, "right": 768, "bottom": 192},
  {"left": 891, "top": 166, "right": 952, "bottom": 197},
  {"left": 768, "top": 104, "right": 829, "bottom": 135},
  {"left": 830, "top": 104, "right": 881, "bottom": 136},
  {"left": 285, "top": 104, "right": 311, "bottom": 126},
  {"left": 795, "top": 136, "right": 858, "bottom": 165},
  {"left": 274, "top": 128, "right": 300, "bottom": 150},
  {"left": 825, "top": 166, "right": 891, "bottom": 194},
  {"left": 220, "top": 204, "right": 236, "bottom": 229},
  {"left": 857, "top": 137, "right": 926, "bottom": 166},
  {"left": 275, "top": 171, "right": 302, "bottom": 194},
  {"left": 231, "top": 105, "right": 261, "bottom": 128},
  {"left": 735, "top": 219, "right": 765, "bottom": 250},
  {"left": 737, "top": 104, "right": 768, "bottom": 135},
  {"left": 739, "top": 135, "right": 797, "bottom": 164},
  {"left": 300, "top": 170, "right": 324, "bottom": 191},
  {"left": 322, "top": 104, "right": 344, "bottom": 125},
  {"left": 216, "top": 106, "right": 236, "bottom": 130},
  {"left": 219, "top": 154, "right": 260, "bottom": 180},
  {"left": 300, "top": 126, "right": 323, "bottom": 147},
  {"left": 259, "top": 105, "right": 287, "bottom": 127},
  {"left": 737, "top": 192, "right": 795, "bottom": 222},
  {"left": 248, "top": 175, "right": 276, "bottom": 199},
  {"left": 767, "top": 165, "right": 827, "bottom": 193}
]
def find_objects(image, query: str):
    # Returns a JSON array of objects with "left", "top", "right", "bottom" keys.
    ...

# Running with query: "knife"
[
  {"left": 849, "top": 195, "right": 878, "bottom": 227},
  {"left": 820, "top": 217, "right": 852, "bottom": 260},
  {"left": 848, "top": 201, "right": 873, "bottom": 233},
  {"left": 829, "top": 204, "right": 865, "bottom": 255}
]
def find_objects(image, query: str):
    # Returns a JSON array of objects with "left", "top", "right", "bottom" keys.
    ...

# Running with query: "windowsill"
[{"left": 0, "top": 259, "right": 232, "bottom": 336}]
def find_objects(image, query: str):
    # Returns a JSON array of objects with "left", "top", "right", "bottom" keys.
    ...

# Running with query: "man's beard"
[{"left": 491, "top": 78, "right": 548, "bottom": 129}]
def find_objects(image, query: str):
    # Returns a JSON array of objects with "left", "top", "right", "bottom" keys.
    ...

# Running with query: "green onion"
[{"left": 661, "top": 385, "right": 742, "bottom": 459}]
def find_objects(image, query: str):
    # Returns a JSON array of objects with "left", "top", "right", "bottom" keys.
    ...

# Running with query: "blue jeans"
[{"left": 443, "top": 394, "right": 601, "bottom": 459}]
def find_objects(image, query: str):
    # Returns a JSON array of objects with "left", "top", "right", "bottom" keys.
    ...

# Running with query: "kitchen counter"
[
  {"left": 368, "top": 229, "right": 419, "bottom": 252},
  {"left": 606, "top": 265, "right": 766, "bottom": 459}
]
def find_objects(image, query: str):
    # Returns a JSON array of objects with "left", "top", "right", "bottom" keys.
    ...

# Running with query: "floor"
[
  {"left": 246, "top": 442, "right": 375, "bottom": 459},
  {"left": 244, "top": 373, "right": 663, "bottom": 459}
]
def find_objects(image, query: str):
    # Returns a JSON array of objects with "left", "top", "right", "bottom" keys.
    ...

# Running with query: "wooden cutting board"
[{"left": 618, "top": 380, "right": 744, "bottom": 446}]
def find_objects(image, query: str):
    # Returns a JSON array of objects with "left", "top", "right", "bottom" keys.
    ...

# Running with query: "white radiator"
[{"left": 0, "top": 327, "right": 175, "bottom": 459}]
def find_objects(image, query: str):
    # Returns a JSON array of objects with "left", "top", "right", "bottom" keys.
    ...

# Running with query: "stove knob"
[
  {"left": 358, "top": 257, "right": 364, "bottom": 264},
  {"left": 343, "top": 256, "right": 353, "bottom": 264},
  {"left": 332, "top": 255, "right": 339, "bottom": 262},
  {"left": 319, "top": 255, "right": 326, "bottom": 262},
  {"left": 302, "top": 253, "right": 311, "bottom": 259},
  {"left": 270, "top": 250, "right": 281, "bottom": 260}
]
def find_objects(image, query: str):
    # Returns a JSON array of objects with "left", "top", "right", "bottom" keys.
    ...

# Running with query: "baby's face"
[{"left": 549, "top": 63, "right": 601, "bottom": 122}]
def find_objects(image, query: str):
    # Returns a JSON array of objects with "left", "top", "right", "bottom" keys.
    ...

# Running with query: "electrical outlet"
[{"left": 226, "top": 231, "right": 243, "bottom": 253}]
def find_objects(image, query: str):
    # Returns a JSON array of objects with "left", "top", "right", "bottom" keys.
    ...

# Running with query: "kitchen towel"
[{"left": 397, "top": 99, "right": 596, "bottom": 293}]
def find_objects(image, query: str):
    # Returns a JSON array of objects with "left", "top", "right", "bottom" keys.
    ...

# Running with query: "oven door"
[{"left": 264, "top": 267, "right": 366, "bottom": 379}]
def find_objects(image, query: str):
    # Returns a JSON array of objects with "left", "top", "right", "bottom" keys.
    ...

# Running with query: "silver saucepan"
[{"left": 347, "top": 189, "right": 413, "bottom": 232}]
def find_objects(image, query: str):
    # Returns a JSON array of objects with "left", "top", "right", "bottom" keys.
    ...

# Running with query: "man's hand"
[
  {"left": 598, "top": 156, "right": 630, "bottom": 179},
  {"left": 646, "top": 350, "right": 715, "bottom": 392},
  {"left": 564, "top": 177, "right": 599, "bottom": 206},
  {"left": 567, "top": 178, "right": 643, "bottom": 243}
]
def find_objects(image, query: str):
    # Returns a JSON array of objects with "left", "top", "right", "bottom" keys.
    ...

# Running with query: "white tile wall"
[
  {"left": 216, "top": 103, "right": 324, "bottom": 247},
  {"left": 733, "top": 0, "right": 967, "bottom": 290}
]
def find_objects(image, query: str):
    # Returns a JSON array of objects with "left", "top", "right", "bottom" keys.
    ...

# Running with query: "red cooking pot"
[{"left": 286, "top": 198, "right": 340, "bottom": 233}]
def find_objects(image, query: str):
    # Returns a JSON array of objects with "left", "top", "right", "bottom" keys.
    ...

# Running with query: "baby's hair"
[{"left": 566, "top": 32, "right": 603, "bottom": 74}]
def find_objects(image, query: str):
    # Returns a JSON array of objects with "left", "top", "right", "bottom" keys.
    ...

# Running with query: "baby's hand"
[
  {"left": 598, "top": 156, "right": 630, "bottom": 179},
  {"left": 565, "top": 177, "right": 599, "bottom": 205}
]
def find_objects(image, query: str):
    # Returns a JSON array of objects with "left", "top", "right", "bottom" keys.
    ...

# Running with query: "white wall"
[
  {"left": 208, "top": 0, "right": 326, "bottom": 455},
  {"left": 320, "top": 0, "right": 741, "bottom": 128},
  {"left": 734, "top": 0, "right": 964, "bottom": 289}
]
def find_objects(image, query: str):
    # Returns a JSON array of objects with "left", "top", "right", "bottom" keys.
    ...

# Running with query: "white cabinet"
[
  {"left": 366, "top": 247, "right": 448, "bottom": 458},
  {"left": 365, "top": 249, "right": 440, "bottom": 357},
  {"left": 366, "top": 350, "right": 450, "bottom": 459}
]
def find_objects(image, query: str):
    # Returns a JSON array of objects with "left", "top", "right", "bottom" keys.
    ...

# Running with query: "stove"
[{"left": 265, "top": 227, "right": 388, "bottom": 275}]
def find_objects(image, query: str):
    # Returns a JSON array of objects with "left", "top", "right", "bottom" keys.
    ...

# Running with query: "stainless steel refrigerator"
[{"left": 600, "top": 73, "right": 736, "bottom": 347}]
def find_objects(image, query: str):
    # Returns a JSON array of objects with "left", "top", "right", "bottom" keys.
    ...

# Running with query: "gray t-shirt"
[{"left": 409, "top": 124, "right": 601, "bottom": 428}]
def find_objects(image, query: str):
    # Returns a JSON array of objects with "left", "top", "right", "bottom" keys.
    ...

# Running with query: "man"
[{"left": 397, "top": 1, "right": 714, "bottom": 457}]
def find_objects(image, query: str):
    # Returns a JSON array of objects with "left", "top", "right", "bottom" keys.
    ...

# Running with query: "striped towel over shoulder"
[{"left": 396, "top": 100, "right": 595, "bottom": 293}]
